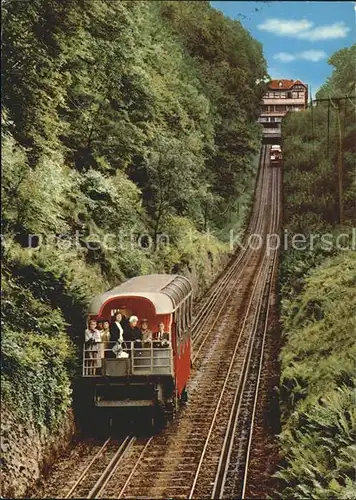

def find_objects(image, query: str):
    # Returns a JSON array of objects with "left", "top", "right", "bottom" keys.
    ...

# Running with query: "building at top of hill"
[{"left": 259, "top": 79, "right": 308, "bottom": 141}]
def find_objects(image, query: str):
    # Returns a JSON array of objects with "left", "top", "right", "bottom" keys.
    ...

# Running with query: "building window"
[
  {"left": 280, "top": 92, "right": 286, "bottom": 98},
  {"left": 292, "top": 91, "right": 298, "bottom": 98},
  {"left": 287, "top": 92, "right": 292, "bottom": 99},
  {"left": 278, "top": 81, "right": 283, "bottom": 87},
  {"left": 298, "top": 92, "right": 305, "bottom": 98}
]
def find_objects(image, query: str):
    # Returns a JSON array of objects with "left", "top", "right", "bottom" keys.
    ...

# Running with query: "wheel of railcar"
[
  {"left": 180, "top": 386, "right": 188, "bottom": 404},
  {"left": 151, "top": 404, "right": 165, "bottom": 433},
  {"left": 164, "top": 401, "right": 176, "bottom": 422}
]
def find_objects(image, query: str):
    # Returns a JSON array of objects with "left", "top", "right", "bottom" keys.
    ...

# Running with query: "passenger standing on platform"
[
  {"left": 85, "top": 319, "right": 101, "bottom": 375},
  {"left": 110, "top": 311, "right": 127, "bottom": 357},
  {"left": 124, "top": 316, "right": 142, "bottom": 347},
  {"left": 96, "top": 318, "right": 104, "bottom": 359},
  {"left": 100, "top": 320, "right": 111, "bottom": 358},
  {"left": 114, "top": 309, "right": 129, "bottom": 332},
  {"left": 110, "top": 311, "right": 124, "bottom": 343},
  {"left": 153, "top": 322, "right": 170, "bottom": 347},
  {"left": 140, "top": 318, "right": 153, "bottom": 345}
]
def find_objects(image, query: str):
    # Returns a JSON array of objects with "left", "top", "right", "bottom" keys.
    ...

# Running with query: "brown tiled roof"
[{"left": 268, "top": 79, "right": 307, "bottom": 90}]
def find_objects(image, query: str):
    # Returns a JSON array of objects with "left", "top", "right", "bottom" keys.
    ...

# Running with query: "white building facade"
[{"left": 259, "top": 79, "right": 308, "bottom": 139}]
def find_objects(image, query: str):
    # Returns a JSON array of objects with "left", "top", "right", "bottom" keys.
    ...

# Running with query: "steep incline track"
[{"left": 31, "top": 145, "right": 281, "bottom": 500}]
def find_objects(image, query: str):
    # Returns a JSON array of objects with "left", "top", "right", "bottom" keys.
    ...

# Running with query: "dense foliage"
[
  {"left": 278, "top": 253, "right": 356, "bottom": 498},
  {"left": 278, "top": 44, "right": 356, "bottom": 498},
  {"left": 1, "top": 0, "right": 267, "bottom": 432}
]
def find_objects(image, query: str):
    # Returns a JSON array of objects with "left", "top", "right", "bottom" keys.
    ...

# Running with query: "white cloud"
[
  {"left": 258, "top": 18, "right": 313, "bottom": 35},
  {"left": 274, "top": 52, "right": 296, "bottom": 62},
  {"left": 274, "top": 52, "right": 297, "bottom": 62},
  {"left": 299, "top": 50, "right": 327, "bottom": 62},
  {"left": 258, "top": 18, "right": 350, "bottom": 41},
  {"left": 273, "top": 50, "right": 327, "bottom": 63},
  {"left": 298, "top": 22, "right": 350, "bottom": 41}
]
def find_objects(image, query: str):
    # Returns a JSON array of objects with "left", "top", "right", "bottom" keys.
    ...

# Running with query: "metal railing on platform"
[{"left": 82, "top": 341, "right": 173, "bottom": 377}]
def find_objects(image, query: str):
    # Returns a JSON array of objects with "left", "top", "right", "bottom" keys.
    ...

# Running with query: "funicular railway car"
[
  {"left": 270, "top": 144, "right": 282, "bottom": 167},
  {"left": 82, "top": 274, "right": 192, "bottom": 428}
]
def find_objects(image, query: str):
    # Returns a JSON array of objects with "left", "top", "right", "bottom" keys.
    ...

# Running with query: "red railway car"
[{"left": 82, "top": 274, "right": 192, "bottom": 425}]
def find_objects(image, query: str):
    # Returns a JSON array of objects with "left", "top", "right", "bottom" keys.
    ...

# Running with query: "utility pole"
[
  {"left": 336, "top": 101, "right": 344, "bottom": 225},
  {"left": 310, "top": 85, "right": 314, "bottom": 143},
  {"left": 312, "top": 96, "right": 356, "bottom": 225},
  {"left": 327, "top": 100, "right": 330, "bottom": 159}
]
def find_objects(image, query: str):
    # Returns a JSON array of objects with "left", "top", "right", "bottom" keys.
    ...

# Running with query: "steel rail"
[
  {"left": 63, "top": 436, "right": 134, "bottom": 499},
  {"left": 64, "top": 437, "right": 112, "bottom": 499},
  {"left": 192, "top": 185, "right": 277, "bottom": 499},
  {"left": 191, "top": 145, "right": 268, "bottom": 339},
  {"left": 212, "top": 255, "right": 275, "bottom": 499},
  {"left": 212, "top": 166, "right": 280, "bottom": 499},
  {"left": 87, "top": 435, "right": 135, "bottom": 499},
  {"left": 116, "top": 437, "right": 153, "bottom": 499},
  {"left": 240, "top": 167, "right": 281, "bottom": 499},
  {"left": 116, "top": 148, "right": 272, "bottom": 500},
  {"left": 191, "top": 246, "right": 263, "bottom": 364},
  {"left": 191, "top": 147, "right": 269, "bottom": 361},
  {"left": 188, "top": 250, "right": 270, "bottom": 499}
]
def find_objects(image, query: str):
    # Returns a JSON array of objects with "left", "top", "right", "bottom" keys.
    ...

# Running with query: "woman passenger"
[
  {"left": 85, "top": 319, "right": 101, "bottom": 375},
  {"left": 140, "top": 318, "right": 153, "bottom": 345},
  {"left": 100, "top": 320, "right": 111, "bottom": 358},
  {"left": 110, "top": 311, "right": 124, "bottom": 343},
  {"left": 124, "top": 316, "right": 142, "bottom": 347}
]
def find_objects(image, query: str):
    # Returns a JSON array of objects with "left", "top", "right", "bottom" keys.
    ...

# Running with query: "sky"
[{"left": 211, "top": 1, "right": 356, "bottom": 98}]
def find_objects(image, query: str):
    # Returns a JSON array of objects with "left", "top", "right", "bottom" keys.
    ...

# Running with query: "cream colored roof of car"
[{"left": 88, "top": 274, "right": 192, "bottom": 315}]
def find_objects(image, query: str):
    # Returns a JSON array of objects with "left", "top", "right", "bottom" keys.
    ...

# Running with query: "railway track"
[
  {"left": 33, "top": 144, "right": 281, "bottom": 500},
  {"left": 64, "top": 436, "right": 135, "bottom": 499},
  {"left": 227, "top": 170, "right": 280, "bottom": 499},
  {"left": 90, "top": 147, "right": 280, "bottom": 499},
  {"left": 191, "top": 145, "right": 270, "bottom": 361},
  {"left": 191, "top": 145, "right": 268, "bottom": 343},
  {"left": 185, "top": 166, "right": 280, "bottom": 499},
  {"left": 209, "top": 168, "right": 281, "bottom": 499}
]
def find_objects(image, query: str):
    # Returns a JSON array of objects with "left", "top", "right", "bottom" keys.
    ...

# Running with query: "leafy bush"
[
  {"left": 277, "top": 253, "right": 356, "bottom": 499},
  {"left": 1, "top": 270, "right": 75, "bottom": 432},
  {"left": 2, "top": 0, "right": 265, "bottom": 435},
  {"left": 278, "top": 44, "right": 356, "bottom": 498}
]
